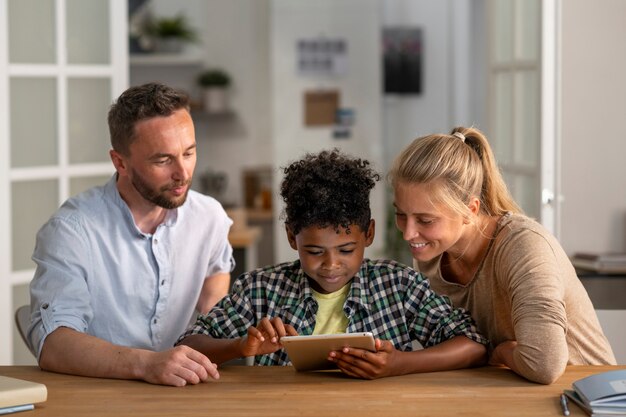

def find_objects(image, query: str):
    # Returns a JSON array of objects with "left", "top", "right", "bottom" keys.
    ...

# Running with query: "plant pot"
[
  {"left": 203, "top": 87, "right": 229, "bottom": 114},
  {"left": 155, "top": 38, "right": 184, "bottom": 53}
]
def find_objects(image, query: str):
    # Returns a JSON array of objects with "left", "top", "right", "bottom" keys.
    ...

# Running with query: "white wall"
[
  {"left": 560, "top": 0, "right": 626, "bottom": 255},
  {"left": 141, "top": 0, "right": 272, "bottom": 207},
  {"left": 380, "top": 0, "right": 487, "bottom": 172},
  {"left": 559, "top": 0, "right": 626, "bottom": 365},
  {"left": 271, "top": 0, "right": 384, "bottom": 262}
]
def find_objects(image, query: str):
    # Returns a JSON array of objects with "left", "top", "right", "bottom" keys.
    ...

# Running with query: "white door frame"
[
  {"left": 0, "top": 0, "right": 128, "bottom": 365},
  {"left": 540, "top": 0, "right": 562, "bottom": 238}
]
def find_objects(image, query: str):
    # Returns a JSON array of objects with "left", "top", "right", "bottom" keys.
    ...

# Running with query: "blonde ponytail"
[{"left": 388, "top": 126, "right": 522, "bottom": 219}]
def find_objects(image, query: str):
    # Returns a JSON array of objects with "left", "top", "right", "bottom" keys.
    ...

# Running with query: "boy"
[{"left": 177, "top": 149, "right": 487, "bottom": 379}]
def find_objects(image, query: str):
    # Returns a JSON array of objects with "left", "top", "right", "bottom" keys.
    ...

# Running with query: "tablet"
[{"left": 281, "top": 332, "right": 376, "bottom": 371}]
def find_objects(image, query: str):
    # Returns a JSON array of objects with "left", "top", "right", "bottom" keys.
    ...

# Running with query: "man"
[{"left": 27, "top": 83, "right": 234, "bottom": 386}]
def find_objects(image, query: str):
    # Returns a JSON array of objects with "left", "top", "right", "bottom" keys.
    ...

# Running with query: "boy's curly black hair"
[{"left": 280, "top": 148, "right": 380, "bottom": 235}]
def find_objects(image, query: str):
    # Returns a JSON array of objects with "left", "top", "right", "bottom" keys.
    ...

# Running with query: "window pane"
[
  {"left": 70, "top": 175, "right": 113, "bottom": 197},
  {"left": 8, "top": 0, "right": 56, "bottom": 64},
  {"left": 11, "top": 180, "right": 59, "bottom": 271},
  {"left": 514, "top": 70, "right": 540, "bottom": 167},
  {"left": 493, "top": 0, "right": 514, "bottom": 63},
  {"left": 517, "top": 0, "right": 540, "bottom": 61},
  {"left": 493, "top": 72, "right": 513, "bottom": 164},
  {"left": 10, "top": 77, "right": 58, "bottom": 168},
  {"left": 66, "top": 0, "right": 110, "bottom": 64},
  {"left": 68, "top": 78, "right": 112, "bottom": 164},
  {"left": 515, "top": 174, "right": 540, "bottom": 219}
]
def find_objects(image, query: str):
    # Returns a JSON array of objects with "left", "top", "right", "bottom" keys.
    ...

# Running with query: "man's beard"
[{"left": 130, "top": 168, "right": 192, "bottom": 209}]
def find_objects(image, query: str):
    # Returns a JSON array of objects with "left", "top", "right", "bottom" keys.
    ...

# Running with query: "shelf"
[
  {"left": 191, "top": 108, "right": 236, "bottom": 120},
  {"left": 129, "top": 53, "right": 204, "bottom": 66}
]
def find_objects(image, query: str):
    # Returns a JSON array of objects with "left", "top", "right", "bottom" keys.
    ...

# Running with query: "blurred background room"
[{"left": 2, "top": 0, "right": 625, "bottom": 365}]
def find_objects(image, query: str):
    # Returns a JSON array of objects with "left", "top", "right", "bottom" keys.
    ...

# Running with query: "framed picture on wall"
[{"left": 383, "top": 27, "right": 423, "bottom": 95}]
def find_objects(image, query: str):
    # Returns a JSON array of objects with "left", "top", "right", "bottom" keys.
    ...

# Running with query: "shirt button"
[
  {"left": 42, "top": 303, "right": 49, "bottom": 309},
  {"left": 153, "top": 319, "right": 157, "bottom": 324},
  {"left": 161, "top": 280, "right": 165, "bottom": 286},
  {"left": 154, "top": 238, "right": 158, "bottom": 244}
]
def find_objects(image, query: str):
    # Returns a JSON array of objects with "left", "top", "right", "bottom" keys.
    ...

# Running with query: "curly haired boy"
[{"left": 178, "top": 149, "right": 487, "bottom": 379}]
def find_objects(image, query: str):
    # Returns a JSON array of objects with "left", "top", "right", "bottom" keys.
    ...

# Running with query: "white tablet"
[{"left": 281, "top": 332, "right": 376, "bottom": 371}]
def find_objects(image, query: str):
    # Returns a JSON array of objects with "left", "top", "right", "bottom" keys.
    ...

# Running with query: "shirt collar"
[
  {"left": 344, "top": 260, "right": 371, "bottom": 315},
  {"left": 104, "top": 174, "right": 180, "bottom": 236},
  {"left": 280, "top": 260, "right": 372, "bottom": 315}
]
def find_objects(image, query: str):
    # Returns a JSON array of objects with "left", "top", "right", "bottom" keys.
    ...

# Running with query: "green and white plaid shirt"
[{"left": 178, "top": 259, "right": 488, "bottom": 366}]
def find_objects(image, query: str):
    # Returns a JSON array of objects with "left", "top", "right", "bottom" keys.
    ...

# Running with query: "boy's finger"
[
  {"left": 258, "top": 318, "right": 278, "bottom": 341},
  {"left": 284, "top": 324, "right": 299, "bottom": 336},
  {"left": 270, "top": 317, "right": 288, "bottom": 337},
  {"left": 247, "top": 326, "right": 265, "bottom": 343}
]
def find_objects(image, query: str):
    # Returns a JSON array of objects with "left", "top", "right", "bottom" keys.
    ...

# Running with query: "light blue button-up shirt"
[{"left": 28, "top": 175, "right": 234, "bottom": 359}]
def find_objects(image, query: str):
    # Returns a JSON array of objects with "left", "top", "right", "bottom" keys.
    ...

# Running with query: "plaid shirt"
[{"left": 178, "top": 259, "right": 487, "bottom": 366}]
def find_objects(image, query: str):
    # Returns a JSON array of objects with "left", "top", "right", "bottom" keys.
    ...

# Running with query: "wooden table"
[{"left": 1, "top": 365, "right": 624, "bottom": 416}]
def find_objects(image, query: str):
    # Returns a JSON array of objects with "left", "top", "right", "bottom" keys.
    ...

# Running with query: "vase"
[
  {"left": 155, "top": 38, "right": 184, "bottom": 53},
  {"left": 203, "top": 87, "right": 229, "bottom": 114}
]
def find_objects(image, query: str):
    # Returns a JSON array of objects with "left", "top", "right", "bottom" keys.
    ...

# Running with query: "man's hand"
[
  {"left": 136, "top": 345, "right": 220, "bottom": 387},
  {"left": 39, "top": 327, "right": 219, "bottom": 387}
]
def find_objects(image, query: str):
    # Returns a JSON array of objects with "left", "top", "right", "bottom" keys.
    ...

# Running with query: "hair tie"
[{"left": 452, "top": 132, "right": 466, "bottom": 143}]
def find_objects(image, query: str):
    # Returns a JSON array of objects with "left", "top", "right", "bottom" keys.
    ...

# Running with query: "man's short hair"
[{"left": 108, "top": 82, "right": 190, "bottom": 155}]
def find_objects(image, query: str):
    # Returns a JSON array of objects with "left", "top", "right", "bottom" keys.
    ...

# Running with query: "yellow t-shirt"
[{"left": 311, "top": 283, "right": 350, "bottom": 335}]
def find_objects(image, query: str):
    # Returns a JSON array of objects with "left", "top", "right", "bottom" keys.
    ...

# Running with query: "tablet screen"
[{"left": 281, "top": 332, "right": 376, "bottom": 371}]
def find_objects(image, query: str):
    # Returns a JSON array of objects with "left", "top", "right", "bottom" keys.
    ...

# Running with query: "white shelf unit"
[{"left": 129, "top": 53, "right": 205, "bottom": 66}]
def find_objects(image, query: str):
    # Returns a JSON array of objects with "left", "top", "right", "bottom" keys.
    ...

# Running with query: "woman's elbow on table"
[{"left": 514, "top": 347, "right": 568, "bottom": 385}]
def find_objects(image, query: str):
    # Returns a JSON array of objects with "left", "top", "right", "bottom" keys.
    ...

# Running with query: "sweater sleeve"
[{"left": 494, "top": 228, "right": 568, "bottom": 384}]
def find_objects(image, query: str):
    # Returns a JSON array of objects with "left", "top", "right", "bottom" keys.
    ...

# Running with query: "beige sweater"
[{"left": 416, "top": 212, "right": 615, "bottom": 384}]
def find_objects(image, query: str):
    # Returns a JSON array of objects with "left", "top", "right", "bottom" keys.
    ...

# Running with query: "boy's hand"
[
  {"left": 239, "top": 317, "right": 298, "bottom": 358},
  {"left": 328, "top": 338, "right": 401, "bottom": 379},
  {"left": 488, "top": 340, "right": 519, "bottom": 371}
]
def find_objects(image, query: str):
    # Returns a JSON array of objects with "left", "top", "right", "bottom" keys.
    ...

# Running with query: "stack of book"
[
  {"left": 0, "top": 375, "right": 47, "bottom": 415},
  {"left": 563, "top": 369, "right": 626, "bottom": 416},
  {"left": 570, "top": 252, "right": 626, "bottom": 274}
]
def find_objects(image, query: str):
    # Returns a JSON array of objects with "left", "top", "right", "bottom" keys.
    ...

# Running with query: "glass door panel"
[
  {"left": 66, "top": 0, "right": 111, "bottom": 65},
  {"left": 8, "top": 0, "right": 56, "bottom": 64},
  {"left": 514, "top": 70, "right": 540, "bottom": 166},
  {"left": 488, "top": 0, "right": 542, "bottom": 221},
  {"left": 1, "top": 0, "right": 126, "bottom": 366},
  {"left": 493, "top": 0, "right": 513, "bottom": 63},
  {"left": 514, "top": 175, "right": 540, "bottom": 218},
  {"left": 493, "top": 72, "right": 513, "bottom": 165},
  {"left": 11, "top": 180, "right": 59, "bottom": 271},
  {"left": 518, "top": 0, "right": 541, "bottom": 61},
  {"left": 10, "top": 77, "right": 58, "bottom": 168},
  {"left": 68, "top": 78, "right": 112, "bottom": 164}
]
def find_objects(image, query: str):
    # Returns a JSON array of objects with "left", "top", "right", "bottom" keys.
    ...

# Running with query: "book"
[
  {"left": 564, "top": 369, "right": 626, "bottom": 416},
  {"left": 565, "top": 390, "right": 626, "bottom": 416},
  {"left": 573, "top": 253, "right": 626, "bottom": 263},
  {"left": 571, "top": 253, "right": 626, "bottom": 274},
  {"left": 0, "top": 375, "right": 47, "bottom": 413}
]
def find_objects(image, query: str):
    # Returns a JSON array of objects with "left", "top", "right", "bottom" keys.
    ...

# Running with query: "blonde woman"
[{"left": 388, "top": 126, "right": 615, "bottom": 384}]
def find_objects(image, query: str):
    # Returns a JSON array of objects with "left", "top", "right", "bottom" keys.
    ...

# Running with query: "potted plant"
[
  {"left": 197, "top": 68, "right": 232, "bottom": 114},
  {"left": 147, "top": 13, "right": 198, "bottom": 53}
]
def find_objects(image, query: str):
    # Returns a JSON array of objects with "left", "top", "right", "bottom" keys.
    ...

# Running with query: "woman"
[{"left": 388, "top": 126, "right": 615, "bottom": 384}]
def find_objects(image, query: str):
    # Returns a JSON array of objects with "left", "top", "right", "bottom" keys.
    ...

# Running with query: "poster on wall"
[
  {"left": 297, "top": 37, "right": 348, "bottom": 77},
  {"left": 382, "top": 27, "right": 423, "bottom": 95}
]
